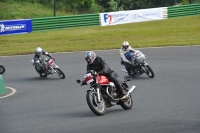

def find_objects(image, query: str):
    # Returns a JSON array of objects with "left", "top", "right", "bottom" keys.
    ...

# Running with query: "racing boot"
[{"left": 117, "top": 84, "right": 128, "bottom": 100}]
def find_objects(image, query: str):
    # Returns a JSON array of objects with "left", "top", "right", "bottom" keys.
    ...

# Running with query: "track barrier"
[{"left": 0, "top": 75, "right": 6, "bottom": 95}]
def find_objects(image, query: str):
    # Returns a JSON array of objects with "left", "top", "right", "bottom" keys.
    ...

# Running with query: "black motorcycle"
[
  {"left": 121, "top": 50, "right": 154, "bottom": 78},
  {"left": 77, "top": 71, "right": 136, "bottom": 116},
  {"left": 0, "top": 64, "right": 5, "bottom": 74}
]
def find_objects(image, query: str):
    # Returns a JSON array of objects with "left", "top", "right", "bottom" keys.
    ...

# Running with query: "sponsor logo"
[
  {"left": 0, "top": 23, "right": 26, "bottom": 33},
  {"left": 133, "top": 10, "right": 161, "bottom": 19},
  {"left": 104, "top": 13, "right": 129, "bottom": 24},
  {"left": 104, "top": 14, "right": 112, "bottom": 24},
  {"left": 0, "top": 23, "right": 5, "bottom": 32}
]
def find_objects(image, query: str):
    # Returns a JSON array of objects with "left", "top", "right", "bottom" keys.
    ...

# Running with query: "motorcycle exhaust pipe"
[
  {"left": 120, "top": 85, "right": 136, "bottom": 100},
  {"left": 106, "top": 88, "right": 119, "bottom": 101},
  {"left": 127, "top": 85, "right": 136, "bottom": 95}
]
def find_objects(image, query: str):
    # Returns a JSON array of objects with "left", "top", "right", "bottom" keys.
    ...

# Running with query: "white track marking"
[{"left": 0, "top": 86, "right": 16, "bottom": 99}]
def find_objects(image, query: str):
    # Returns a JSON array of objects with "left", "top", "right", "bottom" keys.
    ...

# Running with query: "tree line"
[{"left": 2, "top": 0, "right": 199, "bottom": 14}]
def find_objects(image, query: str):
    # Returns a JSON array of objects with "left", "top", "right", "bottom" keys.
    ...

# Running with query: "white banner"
[{"left": 100, "top": 7, "right": 164, "bottom": 26}]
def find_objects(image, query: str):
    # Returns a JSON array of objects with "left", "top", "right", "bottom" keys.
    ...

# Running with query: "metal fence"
[
  {"left": 31, "top": 4, "right": 200, "bottom": 31},
  {"left": 168, "top": 3, "right": 200, "bottom": 18},
  {"left": 32, "top": 14, "right": 100, "bottom": 31}
]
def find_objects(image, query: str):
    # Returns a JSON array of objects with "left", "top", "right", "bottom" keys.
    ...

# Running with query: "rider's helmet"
[
  {"left": 122, "top": 41, "right": 130, "bottom": 51},
  {"left": 35, "top": 47, "right": 43, "bottom": 56},
  {"left": 85, "top": 51, "right": 96, "bottom": 64}
]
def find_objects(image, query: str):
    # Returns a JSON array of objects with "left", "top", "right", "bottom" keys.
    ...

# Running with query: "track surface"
[{"left": 0, "top": 46, "right": 200, "bottom": 133}]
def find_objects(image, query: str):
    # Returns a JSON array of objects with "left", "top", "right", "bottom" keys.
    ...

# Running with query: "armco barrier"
[
  {"left": 168, "top": 3, "right": 200, "bottom": 18},
  {"left": 0, "top": 75, "right": 6, "bottom": 95},
  {"left": 32, "top": 14, "right": 100, "bottom": 31}
]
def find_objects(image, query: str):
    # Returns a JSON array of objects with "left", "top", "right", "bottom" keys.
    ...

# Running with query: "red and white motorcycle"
[
  {"left": 31, "top": 57, "right": 65, "bottom": 79},
  {"left": 77, "top": 72, "right": 136, "bottom": 116}
]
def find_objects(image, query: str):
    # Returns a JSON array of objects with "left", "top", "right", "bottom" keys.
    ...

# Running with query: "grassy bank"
[
  {"left": 0, "top": 15, "right": 200, "bottom": 56},
  {"left": 0, "top": 1, "right": 69, "bottom": 20}
]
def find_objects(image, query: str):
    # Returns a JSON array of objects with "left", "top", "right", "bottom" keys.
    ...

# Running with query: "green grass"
[
  {"left": 0, "top": 15, "right": 200, "bottom": 56},
  {"left": 0, "top": 1, "right": 69, "bottom": 20}
]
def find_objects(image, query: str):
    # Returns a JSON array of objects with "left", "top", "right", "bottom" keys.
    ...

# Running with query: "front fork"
[
  {"left": 48, "top": 63, "right": 59, "bottom": 73},
  {"left": 96, "top": 88, "right": 102, "bottom": 103},
  {"left": 140, "top": 61, "right": 148, "bottom": 73},
  {"left": 88, "top": 86, "right": 102, "bottom": 103}
]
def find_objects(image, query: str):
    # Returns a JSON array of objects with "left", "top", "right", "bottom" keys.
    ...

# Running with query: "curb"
[{"left": 0, "top": 86, "right": 16, "bottom": 99}]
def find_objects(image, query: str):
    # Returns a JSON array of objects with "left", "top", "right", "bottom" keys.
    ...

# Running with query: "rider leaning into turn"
[
  {"left": 33, "top": 47, "right": 54, "bottom": 73},
  {"left": 82, "top": 51, "right": 128, "bottom": 99},
  {"left": 119, "top": 41, "right": 137, "bottom": 75}
]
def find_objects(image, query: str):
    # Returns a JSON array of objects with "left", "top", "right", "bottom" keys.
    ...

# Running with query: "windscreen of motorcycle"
[
  {"left": 135, "top": 51, "right": 145, "bottom": 63},
  {"left": 84, "top": 73, "right": 94, "bottom": 84}
]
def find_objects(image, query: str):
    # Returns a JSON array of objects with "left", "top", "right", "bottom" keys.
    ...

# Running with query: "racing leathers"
[
  {"left": 120, "top": 46, "right": 136, "bottom": 75},
  {"left": 33, "top": 50, "right": 52, "bottom": 73},
  {"left": 85, "top": 56, "right": 127, "bottom": 96}
]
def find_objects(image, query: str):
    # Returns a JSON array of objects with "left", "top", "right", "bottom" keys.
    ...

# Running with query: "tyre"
[
  {"left": 39, "top": 73, "right": 47, "bottom": 78},
  {"left": 145, "top": 65, "right": 154, "bottom": 78},
  {"left": 0, "top": 65, "right": 5, "bottom": 74},
  {"left": 55, "top": 68, "right": 65, "bottom": 79},
  {"left": 86, "top": 90, "right": 106, "bottom": 116},
  {"left": 35, "top": 66, "right": 40, "bottom": 73},
  {"left": 119, "top": 95, "right": 133, "bottom": 110}
]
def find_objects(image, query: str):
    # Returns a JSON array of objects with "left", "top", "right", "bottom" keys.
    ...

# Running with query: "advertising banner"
[
  {"left": 132, "top": 8, "right": 163, "bottom": 22},
  {"left": 0, "top": 19, "right": 32, "bottom": 36},
  {"left": 100, "top": 7, "right": 164, "bottom": 26},
  {"left": 100, "top": 11, "right": 133, "bottom": 26}
]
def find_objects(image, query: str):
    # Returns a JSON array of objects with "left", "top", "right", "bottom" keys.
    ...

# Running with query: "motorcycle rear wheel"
[
  {"left": 145, "top": 65, "right": 154, "bottom": 78},
  {"left": 55, "top": 68, "right": 65, "bottom": 79},
  {"left": 119, "top": 95, "right": 133, "bottom": 110},
  {"left": 86, "top": 90, "right": 106, "bottom": 116},
  {"left": 0, "top": 65, "right": 5, "bottom": 74}
]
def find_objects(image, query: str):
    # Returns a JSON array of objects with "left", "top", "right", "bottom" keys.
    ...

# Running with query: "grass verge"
[{"left": 0, "top": 15, "right": 200, "bottom": 56}]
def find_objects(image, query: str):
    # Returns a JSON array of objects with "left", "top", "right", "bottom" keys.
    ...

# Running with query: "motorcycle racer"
[
  {"left": 82, "top": 51, "right": 128, "bottom": 99},
  {"left": 120, "top": 41, "right": 137, "bottom": 76},
  {"left": 33, "top": 47, "right": 54, "bottom": 73}
]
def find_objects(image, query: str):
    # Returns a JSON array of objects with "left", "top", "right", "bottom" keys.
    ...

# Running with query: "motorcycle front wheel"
[
  {"left": 145, "top": 65, "right": 154, "bottom": 78},
  {"left": 119, "top": 95, "right": 133, "bottom": 110},
  {"left": 55, "top": 68, "right": 65, "bottom": 79},
  {"left": 86, "top": 90, "right": 106, "bottom": 116},
  {"left": 0, "top": 65, "right": 5, "bottom": 74}
]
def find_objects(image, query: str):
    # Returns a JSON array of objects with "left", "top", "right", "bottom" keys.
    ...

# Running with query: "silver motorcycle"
[{"left": 121, "top": 50, "right": 154, "bottom": 78}]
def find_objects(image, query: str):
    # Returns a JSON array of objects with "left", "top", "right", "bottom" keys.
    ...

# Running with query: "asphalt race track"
[{"left": 0, "top": 46, "right": 200, "bottom": 133}]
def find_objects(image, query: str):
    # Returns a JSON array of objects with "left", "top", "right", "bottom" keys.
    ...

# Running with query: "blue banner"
[{"left": 0, "top": 19, "right": 32, "bottom": 36}]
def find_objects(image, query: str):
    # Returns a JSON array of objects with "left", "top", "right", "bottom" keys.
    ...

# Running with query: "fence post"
[{"left": 0, "top": 75, "right": 6, "bottom": 95}]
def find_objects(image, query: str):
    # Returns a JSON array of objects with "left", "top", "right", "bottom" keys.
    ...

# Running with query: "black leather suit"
[{"left": 86, "top": 56, "right": 126, "bottom": 95}]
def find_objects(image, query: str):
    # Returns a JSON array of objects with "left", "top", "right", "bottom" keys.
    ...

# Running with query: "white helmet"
[
  {"left": 122, "top": 41, "right": 130, "bottom": 51},
  {"left": 35, "top": 47, "right": 43, "bottom": 55},
  {"left": 85, "top": 51, "right": 96, "bottom": 64}
]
